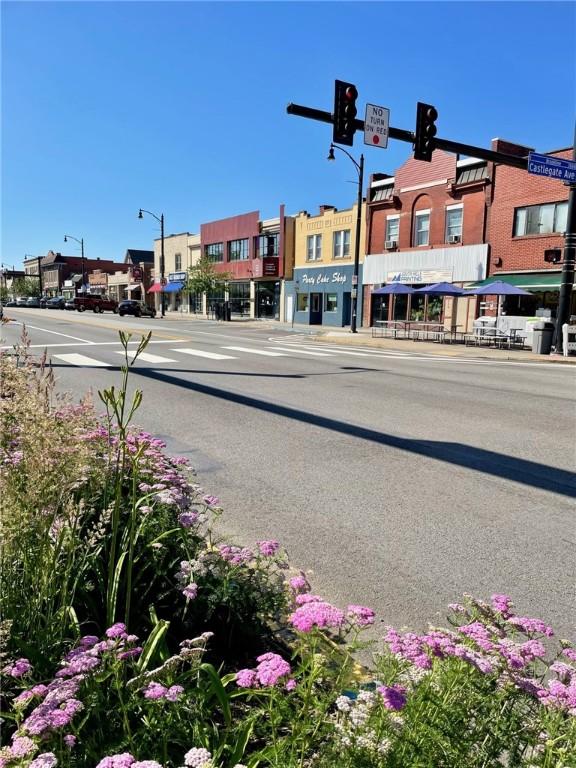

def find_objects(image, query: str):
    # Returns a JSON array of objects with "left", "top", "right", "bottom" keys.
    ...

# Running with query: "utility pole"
[
  {"left": 37, "top": 256, "right": 43, "bottom": 295},
  {"left": 552, "top": 123, "right": 576, "bottom": 353}
]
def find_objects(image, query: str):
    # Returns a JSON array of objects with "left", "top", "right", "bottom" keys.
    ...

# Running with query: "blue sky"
[{"left": 2, "top": 1, "right": 574, "bottom": 268}]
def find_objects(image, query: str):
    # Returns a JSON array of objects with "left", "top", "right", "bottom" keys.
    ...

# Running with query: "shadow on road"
[{"left": 52, "top": 362, "right": 574, "bottom": 500}]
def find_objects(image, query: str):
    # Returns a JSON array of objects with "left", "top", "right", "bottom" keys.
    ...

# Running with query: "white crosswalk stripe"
[
  {"left": 53, "top": 353, "right": 111, "bottom": 367},
  {"left": 222, "top": 346, "right": 287, "bottom": 357},
  {"left": 176, "top": 348, "right": 237, "bottom": 360},
  {"left": 292, "top": 346, "right": 375, "bottom": 357},
  {"left": 116, "top": 351, "right": 177, "bottom": 363},
  {"left": 268, "top": 346, "right": 335, "bottom": 357}
]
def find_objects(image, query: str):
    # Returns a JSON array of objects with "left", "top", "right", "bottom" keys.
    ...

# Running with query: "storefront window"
[
  {"left": 325, "top": 293, "right": 338, "bottom": 312},
  {"left": 228, "top": 281, "right": 250, "bottom": 315},
  {"left": 427, "top": 296, "right": 443, "bottom": 321},
  {"left": 393, "top": 293, "right": 408, "bottom": 321},
  {"left": 410, "top": 294, "right": 426, "bottom": 320},
  {"left": 297, "top": 293, "right": 309, "bottom": 312}
]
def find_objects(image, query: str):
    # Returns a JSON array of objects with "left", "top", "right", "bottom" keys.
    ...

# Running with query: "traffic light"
[
  {"left": 333, "top": 80, "right": 358, "bottom": 147},
  {"left": 414, "top": 102, "right": 438, "bottom": 162},
  {"left": 544, "top": 249, "right": 562, "bottom": 264}
]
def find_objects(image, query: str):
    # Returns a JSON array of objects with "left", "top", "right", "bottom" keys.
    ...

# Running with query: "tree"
[
  {"left": 11, "top": 277, "right": 41, "bottom": 298},
  {"left": 184, "top": 256, "right": 231, "bottom": 296}
]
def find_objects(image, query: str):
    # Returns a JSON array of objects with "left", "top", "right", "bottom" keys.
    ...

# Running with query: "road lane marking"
[
  {"left": 52, "top": 353, "right": 111, "bottom": 367},
  {"left": 11, "top": 323, "right": 93, "bottom": 343},
  {"left": 176, "top": 348, "right": 237, "bottom": 360},
  {"left": 269, "top": 347, "right": 335, "bottom": 357},
  {"left": 117, "top": 351, "right": 177, "bottom": 363},
  {"left": 222, "top": 346, "right": 287, "bottom": 357},
  {"left": 0, "top": 339, "right": 189, "bottom": 351}
]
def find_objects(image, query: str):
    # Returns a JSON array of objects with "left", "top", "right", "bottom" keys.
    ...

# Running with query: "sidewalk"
[{"left": 154, "top": 313, "right": 576, "bottom": 364}]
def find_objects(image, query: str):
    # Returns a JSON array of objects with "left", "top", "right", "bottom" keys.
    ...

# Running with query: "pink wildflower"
[
  {"left": 290, "top": 600, "right": 345, "bottom": 633},
  {"left": 255, "top": 653, "right": 291, "bottom": 687},
  {"left": 235, "top": 669, "right": 257, "bottom": 688},
  {"left": 347, "top": 604, "right": 375, "bottom": 626},
  {"left": 257, "top": 540, "right": 280, "bottom": 557}
]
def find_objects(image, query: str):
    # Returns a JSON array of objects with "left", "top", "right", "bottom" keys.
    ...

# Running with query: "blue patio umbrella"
[
  {"left": 465, "top": 280, "right": 532, "bottom": 296},
  {"left": 372, "top": 283, "right": 415, "bottom": 295},
  {"left": 414, "top": 281, "right": 464, "bottom": 295}
]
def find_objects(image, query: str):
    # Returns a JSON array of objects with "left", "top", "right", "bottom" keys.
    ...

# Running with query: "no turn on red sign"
[{"left": 364, "top": 104, "right": 390, "bottom": 148}]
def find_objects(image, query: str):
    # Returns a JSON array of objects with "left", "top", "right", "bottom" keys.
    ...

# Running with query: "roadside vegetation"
[{"left": 1, "top": 330, "right": 574, "bottom": 767}]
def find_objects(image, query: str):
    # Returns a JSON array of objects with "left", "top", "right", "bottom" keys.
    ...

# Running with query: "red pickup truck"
[{"left": 74, "top": 295, "right": 118, "bottom": 313}]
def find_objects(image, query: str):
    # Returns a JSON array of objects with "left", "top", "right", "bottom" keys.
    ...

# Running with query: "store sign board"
[
  {"left": 387, "top": 269, "right": 453, "bottom": 284},
  {"left": 300, "top": 271, "right": 350, "bottom": 286},
  {"left": 263, "top": 257, "right": 278, "bottom": 276}
]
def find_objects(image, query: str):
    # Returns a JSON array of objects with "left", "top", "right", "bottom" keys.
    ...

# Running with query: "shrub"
[{"left": 1, "top": 332, "right": 574, "bottom": 767}]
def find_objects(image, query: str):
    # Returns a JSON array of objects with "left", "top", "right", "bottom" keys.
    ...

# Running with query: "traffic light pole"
[{"left": 287, "top": 100, "right": 575, "bottom": 350}]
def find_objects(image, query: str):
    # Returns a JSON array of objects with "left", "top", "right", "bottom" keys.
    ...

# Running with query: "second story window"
[
  {"left": 414, "top": 211, "right": 430, "bottom": 247},
  {"left": 175, "top": 253, "right": 182, "bottom": 271},
  {"left": 228, "top": 238, "right": 249, "bottom": 261},
  {"left": 333, "top": 230, "right": 350, "bottom": 259},
  {"left": 205, "top": 243, "right": 224, "bottom": 262},
  {"left": 385, "top": 216, "right": 400, "bottom": 244},
  {"left": 256, "top": 233, "right": 279, "bottom": 257},
  {"left": 513, "top": 201, "right": 568, "bottom": 236},
  {"left": 307, "top": 234, "right": 322, "bottom": 261},
  {"left": 445, "top": 206, "right": 463, "bottom": 242}
]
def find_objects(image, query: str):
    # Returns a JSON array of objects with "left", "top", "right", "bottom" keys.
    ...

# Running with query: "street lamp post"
[
  {"left": 64, "top": 234, "right": 85, "bottom": 295},
  {"left": 138, "top": 208, "right": 165, "bottom": 317},
  {"left": 328, "top": 143, "right": 364, "bottom": 333}
]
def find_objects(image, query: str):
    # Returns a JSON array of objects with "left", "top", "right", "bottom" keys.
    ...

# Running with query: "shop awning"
[
  {"left": 126, "top": 284, "right": 141, "bottom": 291},
  {"left": 467, "top": 272, "right": 563, "bottom": 291},
  {"left": 147, "top": 283, "right": 163, "bottom": 293},
  {"left": 163, "top": 281, "right": 184, "bottom": 293}
]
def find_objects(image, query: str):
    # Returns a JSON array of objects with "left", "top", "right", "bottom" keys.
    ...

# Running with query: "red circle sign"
[{"left": 372, "top": 135, "right": 380, "bottom": 145}]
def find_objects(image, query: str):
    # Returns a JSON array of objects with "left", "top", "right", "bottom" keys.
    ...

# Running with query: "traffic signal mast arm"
[{"left": 286, "top": 102, "right": 530, "bottom": 171}]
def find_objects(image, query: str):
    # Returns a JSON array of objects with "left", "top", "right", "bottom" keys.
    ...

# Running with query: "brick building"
[
  {"left": 200, "top": 206, "right": 295, "bottom": 320},
  {"left": 363, "top": 151, "right": 490, "bottom": 330},
  {"left": 477, "top": 140, "right": 573, "bottom": 319}
]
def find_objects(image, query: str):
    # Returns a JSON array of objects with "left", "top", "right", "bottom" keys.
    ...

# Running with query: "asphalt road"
[{"left": 3, "top": 308, "right": 575, "bottom": 642}]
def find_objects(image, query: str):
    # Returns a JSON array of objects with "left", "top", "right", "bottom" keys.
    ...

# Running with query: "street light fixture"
[
  {"left": 64, "top": 234, "right": 85, "bottom": 294},
  {"left": 138, "top": 208, "right": 165, "bottom": 317},
  {"left": 327, "top": 142, "right": 364, "bottom": 333}
]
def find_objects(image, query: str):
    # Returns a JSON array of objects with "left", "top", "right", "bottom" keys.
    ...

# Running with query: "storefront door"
[{"left": 310, "top": 292, "right": 323, "bottom": 325}]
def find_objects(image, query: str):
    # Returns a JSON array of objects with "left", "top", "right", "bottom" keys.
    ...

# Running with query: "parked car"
[
  {"left": 118, "top": 300, "right": 156, "bottom": 318},
  {"left": 74, "top": 295, "right": 118, "bottom": 313},
  {"left": 64, "top": 299, "right": 76, "bottom": 311},
  {"left": 4, "top": 299, "right": 17, "bottom": 307},
  {"left": 16, "top": 297, "right": 28, "bottom": 306},
  {"left": 46, "top": 296, "right": 66, "bottom": 310},
  {"left": 26, "top": 297, "right": 41, "bottom": 308}
]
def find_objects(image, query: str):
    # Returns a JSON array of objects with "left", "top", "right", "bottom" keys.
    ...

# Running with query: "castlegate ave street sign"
[
  {"left": 527, "top": 152, "right": 576, "bottom": 183},
  {"left": 364, "top": 104, "right": 390, "bottom": 148}
]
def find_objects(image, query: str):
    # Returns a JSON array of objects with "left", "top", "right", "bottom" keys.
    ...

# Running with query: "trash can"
[{"left": 531, "top": 322, "right": 554, "bottom": 354}]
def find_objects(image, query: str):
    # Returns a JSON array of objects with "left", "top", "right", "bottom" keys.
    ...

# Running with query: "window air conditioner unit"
[
  {"left": 385, "top": 240, "right": 398, "bottom": 250},
  {"left": 449, "top": 235, "right": 461, "bottom": 244}
]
